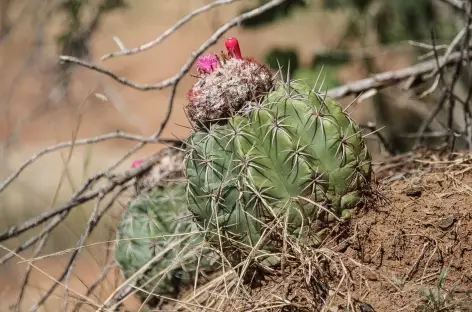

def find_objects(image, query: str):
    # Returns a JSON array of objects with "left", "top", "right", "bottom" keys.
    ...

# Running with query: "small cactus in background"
[
  {"left": 114, "top": 183, "right": 220, "bottom": 305},
  {"left": 184, "top": 37, "right": 372, "bottom": 264},
  {"left": 115, "top": 145, "right": 220, "bottom": 306}
]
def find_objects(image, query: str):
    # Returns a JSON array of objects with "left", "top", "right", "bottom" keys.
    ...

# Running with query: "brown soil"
[{"left": 338, "top": 151, "right": 472, "bottom": 311}]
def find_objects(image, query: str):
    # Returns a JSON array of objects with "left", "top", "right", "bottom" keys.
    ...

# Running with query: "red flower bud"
[{"left": 225, "top": 37, "right": 242, "bottom": 59}]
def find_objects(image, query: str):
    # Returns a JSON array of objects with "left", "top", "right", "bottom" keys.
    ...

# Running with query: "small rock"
[
  {"left": 437, "top": 215, "right": 455, "bottom": 230},
  {"left": 359, "top": 303, "right": 376, "bottom": 312},
  {"left": 364, "top": 271, "right": 378, "bottom": 281},
  {"left": 404, "top": 186, "right": 422, "bottom": 197}
]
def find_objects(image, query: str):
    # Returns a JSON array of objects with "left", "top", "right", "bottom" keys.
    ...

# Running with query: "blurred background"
[{"left": 0, "top": 0, "right": 467, "bottom": 310}]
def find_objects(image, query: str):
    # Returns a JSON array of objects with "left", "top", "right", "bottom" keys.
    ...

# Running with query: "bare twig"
[
  {"left": 419, "top": 24, "right": 472, "bottom": 98},
  {"left": 0, "top": 244, "right": 102, "bottom": 310},
  {"left": 0, "top": 161, "right": 145, "bottom": 243},
  {"left": 0, "top": 213, "right": 64, "bottom": 265},
  {"left": 27, "top": 186, "right": 127, "bottom": 312},
  {"left": 14, "top": 94, "right": 92, "bottom": 310},
  {"left": 437, "top": 0, "right": 467, "bottom": 12},
  {"left": 101, "top": 0, "right": 240, "bottom": 60},
  {"left": 415, "top": 8, "right": 472, "bottom": 148},
  {"left": 13, "top": 234, "right": 49, "bottom": 312},
  {"left": 63, "top": 195, "right": 105, "bottom": 311},
  {"left": 359, "top": 122, "right": 394, "bottom": 154},
  {"left": 58, "top": 38, "right": 472, "bottom": 116},
  {"left": 460, "top": 2, "right": 472, "bottom": 151},
  {"left": 104, "top": 82, "right": 179, "bottom": 174},
  {"left": 59, "top": 0, "right": 290, "bottom": 92},
  {"left": 447, "top": 9, "right": 471, "bottom": 150},
  {"left": 326, "top": 49, "right": 472, "bottom": 99},
  {"left": 71, "top": 260, "right": 116, "bottom": 312},
  {"left": 0, "top": 85, "right": 178, "bottom": 261},
  {"left": 0, "top": 131, "right": 177, "bottom": 194}
]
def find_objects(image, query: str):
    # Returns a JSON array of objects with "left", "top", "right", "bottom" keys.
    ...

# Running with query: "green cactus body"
[
  {"left": 114, "top": 183, "right": 220, "bottom": 303},
  {"left": 185, "top": 80, "right": 372, "bottom": 262}
]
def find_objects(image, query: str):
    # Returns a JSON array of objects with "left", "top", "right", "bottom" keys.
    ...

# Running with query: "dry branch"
[
  {"left": 0, "top": 131, "right": 177, "bottom": 194},
  {"left": 437, "top": 0, "right": 467, "bottom": 12},
  {"left": 59, "top": 0, "right": 290, "bottom": 91},
  {"left": 414, "top": 2, "right": 472, "bottom": 149},
  {"left": 0, "top": 155, "right": 156, "bottom": 243},
  {"left": 71, "top": 260, "right": 115, "bottom": 312},
  {"left": 100, "top": 0, "right": 240, "bottom": 61},
  {"left": 27, "top": 187, "right": 127, "bottom": 312},
  {"left": 326, "top": 49, "right": 472, "bottom": 99}
]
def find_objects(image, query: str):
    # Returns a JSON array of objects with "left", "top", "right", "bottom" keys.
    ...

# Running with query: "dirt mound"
[
  {"left": 338, "top": 151, "right": 472, "bottom": 311},
  {"left": 216, "top": 150, "right": 472, "bottom": 312}
]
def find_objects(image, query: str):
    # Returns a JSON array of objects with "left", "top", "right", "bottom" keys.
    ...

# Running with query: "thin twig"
[
  {"left": 27, "top": 186, "right": 127, "bottom": 312},
  {"left": 104, "top": 82, "right": 179, "bottom": 174},
  {"left": 326, "top": 49, "right": 472, "bottom": 99},
  {"left": 0, "top": 93, "right": 178, "bottom": 261},
  {"left": 59, "top": 0, "right": 291, "bottom": 91},
  {"left": 0, "top": 212, "right": 65, "bottom": 265},
  {"left": 460, "top": 1, "right": 472, "bottom": 151},
  {"left": 13, "top": 234, "right": 49, "bottom": 312},
  {"left": 437, "top": 0, "right": 467, "bottom": 12},
  {"left": 71, "top": 261, "right": 116, "bottom": 312},
  {"left": 419, "top": 25, "right": 472, "bottom": 98},
  {"left": 0, "top": 131, "right": 177, "bottom": 194},
  {"left": 63, "top": 195, "right": 105, "bottom": 311},
  {"left": 0, "top": 165, "right": 140, "bottom": 243},
  {"left": 0, "top": 244, "right": 102, "bottom": 310},
  {"left": 415, "top": 11, "right": 471, "bottom": 147},
  {"left": 359, "top": 122, "right": 395, "bottom": 155},
  {"left": 101, "top": 0, "right": 239, "bottom": 61},
  {"left": 447, "top": 6, "right": 471, "bottom": 150}
]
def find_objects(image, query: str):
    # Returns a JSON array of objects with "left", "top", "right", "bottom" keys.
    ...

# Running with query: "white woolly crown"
[{"left": 186, "top": 56, "right": 274, "bottom": 125}]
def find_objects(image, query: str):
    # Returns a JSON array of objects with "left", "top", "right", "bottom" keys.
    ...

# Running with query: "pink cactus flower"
[
  {"left": 225, "top": 37, "right": 242, "bottom": 59},
  {"left": 196, "top": 54, "right": 219, "bottom": 73},
  {"left": 131, "top": 159, "right": 143, "bottom": 168}
]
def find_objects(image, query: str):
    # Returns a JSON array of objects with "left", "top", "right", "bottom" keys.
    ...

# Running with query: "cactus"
[
  {"left": 114, "top": 147, "right": 220, "bottom": 305},
  {"left": 115, "top": 183, "right": 220, "bottom": 304},
  {"left": 184, "top": 38, "right": 372, "bottom": 263}
]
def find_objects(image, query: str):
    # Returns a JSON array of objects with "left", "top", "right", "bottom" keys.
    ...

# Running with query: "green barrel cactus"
[
  {"left": 184, "top": 38, "right": 372, "bottom": 263},
  {"left": 114, "top": 152, "right": 220, "bottom": 305}
]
